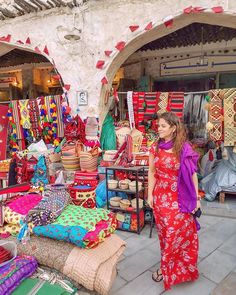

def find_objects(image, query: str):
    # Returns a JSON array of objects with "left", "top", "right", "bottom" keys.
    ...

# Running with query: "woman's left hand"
[{"left": 192, "top": 200, "right": 201, "bottom": 214}]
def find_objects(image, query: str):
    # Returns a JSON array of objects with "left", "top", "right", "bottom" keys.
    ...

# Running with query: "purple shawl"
[{"left": 158, "top": 140, "right": 199, "bottom": 213}]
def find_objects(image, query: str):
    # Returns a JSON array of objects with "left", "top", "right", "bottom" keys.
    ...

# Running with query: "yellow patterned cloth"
[
  {"left": 209, "top": 90, "right": 223, "bottom": 141},
  {"left": 222, "top": 89, "right": 236, "bottom": 146},
  {"left": 19, "top": 100, "right": 31, "bottom": 129}
]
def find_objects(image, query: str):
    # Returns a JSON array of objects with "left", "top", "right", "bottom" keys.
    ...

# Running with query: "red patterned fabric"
[
  {"left": 0, "top": 105, "right": 9, "bottom": 160},
  {"left": 150, "top": 146, "right": 199, "bottom": 290},
  {"left": 168, "top": 92, "right": 184, "bottom": 117}
]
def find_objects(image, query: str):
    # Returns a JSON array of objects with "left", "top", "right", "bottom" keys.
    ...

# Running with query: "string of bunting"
[{"left": 95, "top": 5, "right": 225, "bottom": 85}]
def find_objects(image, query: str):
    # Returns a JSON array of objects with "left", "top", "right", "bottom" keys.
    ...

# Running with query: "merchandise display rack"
[{"left": 105, "top": 166, "right": 145, "bottom": 234}]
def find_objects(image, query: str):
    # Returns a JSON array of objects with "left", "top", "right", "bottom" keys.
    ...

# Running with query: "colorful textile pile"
[
  {"left": 222, "top": 88, "right": 236, "bottom": 146},
  {"left": 31, "top": 155, "right": 48, "bottom": 187},
  {"left": 33, "top": 205, "right": 117, "bottom": 248},
  {"left": 0, "top": 105, "right": 9, "bottom": 160},
  {"left": 0, "top": 246, "right": 12, "bottom": 264},
  {"left": 0, "top": 255, "right": 37, "bottom": 295}
]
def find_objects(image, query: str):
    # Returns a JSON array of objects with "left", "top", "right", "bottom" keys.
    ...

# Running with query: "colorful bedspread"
[
  {"left": 33, "top": 205, "right": 117, "bottom": 248},
  {"left": 0, "top": 255, "right": 37, "bottom": 295}
]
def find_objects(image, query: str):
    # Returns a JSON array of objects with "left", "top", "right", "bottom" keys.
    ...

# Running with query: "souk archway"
[{"left": 99, "top": 10, "right": 236, "bottom": 123}]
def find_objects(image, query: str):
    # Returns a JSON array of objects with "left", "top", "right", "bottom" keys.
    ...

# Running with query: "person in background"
[{"left": 148, "top": 112, "right": 201, "bottom": 290}]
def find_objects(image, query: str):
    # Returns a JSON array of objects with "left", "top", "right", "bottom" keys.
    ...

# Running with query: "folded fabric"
[
  {"left": 0, "top": 255, "right": 37, "bottom": 295},
  {"left": 33, "top": 205, "right": 117, "bottom": 248},
  {"left": 7, "top": 194, "right": 42, "bottom": 215}
]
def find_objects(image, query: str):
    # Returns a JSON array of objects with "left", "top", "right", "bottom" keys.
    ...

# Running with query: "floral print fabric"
[{"left": 150, "top": 146, "right": 199, "bottom": 290}]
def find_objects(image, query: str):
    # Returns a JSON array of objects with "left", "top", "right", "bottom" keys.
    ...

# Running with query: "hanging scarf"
[
  {"left": 28, "top": 99, "right": 42, "bottom": 139},
  {"left": 19, "top": 100, "right": 31, "bottom": 129},
  {"left": 54, "top": 95, "right": 64, "bottom": 138},
  {"left": 158, "top": 140, "right": 199, "bottom": 215}
]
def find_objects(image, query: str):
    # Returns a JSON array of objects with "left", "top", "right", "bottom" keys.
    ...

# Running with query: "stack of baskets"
[
  {"left": 80, "top": 147, "right": 99, "bottom": 172},
  {"left": 69, "top": 184, "right": 96, "bottom": 208},
  {"left": 61, "top": 140, "right": 83, "bottom": 171}
]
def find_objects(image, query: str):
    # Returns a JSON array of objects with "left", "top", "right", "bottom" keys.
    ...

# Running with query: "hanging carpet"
[
  {"left": 222, "top": 88, "right": 236, "bottom": 146},
  {"left": 168, "top": 92, "right": 184, "bottom": 117}
]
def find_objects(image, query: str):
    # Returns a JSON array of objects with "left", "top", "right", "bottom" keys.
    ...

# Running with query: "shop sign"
[
  {"left": 160, "top": 55, "right": 236, "bottom": 76},
  {"left": 0, "top": 76, "right": 17, "bottom": 88}
]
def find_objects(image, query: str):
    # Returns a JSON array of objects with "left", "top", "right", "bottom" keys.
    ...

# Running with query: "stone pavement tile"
[
  {"left": 218, "top": 233, "right": 236, "bottom": 257},
  {"left": 200, "top": 215, "right": 223, "bottom": 227},
  {"left": 112, "top": 270, "right": 164, "bottom": 295},
  {"left": 211, "top": 272, "right": 236, "bottom": 295},
  {"left": 198, "top": 249, "right": 236, "bottom": 283},
  {"left": 118, "top": 248, "right": 159, "bottom": 281},
  {"left": 164, "top": 275, "right": 216, "bottom": 295},
  {"left": 146, "top": 240, "right": 161, "bottom": 259},
  {"left": 208, "top": 219, "right": 236, "bottom": 240},
  {"left": 115, "top": 230, "right": 136, "bottom": 241},
  {"left": 198, "top": 229, "right": 225, "bottom": 258},
  {"left": 110, "top": 274, "right": 128, "bottom": 294},
  {"left": 122, "top": 233, "right": 156, "bottom": 257}
]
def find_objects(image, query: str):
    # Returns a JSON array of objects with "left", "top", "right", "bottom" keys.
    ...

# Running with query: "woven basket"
[
  {"left": 49, "top": 152, "right": 61, "bottom": 163},
  {"left": 80, "top": 152, "right": 98, "bottom": 172},
  {"left": 130, "top": 128, "right": 143, "bottom": 153},
  {"left": 116, "top": 127, "right": 131, "bottom": 149},
  {"left": 71, "top": 185, "right": 96, "bottom": 208},
  {"left": 61, "top": 155, "right": 80, "bottom": 171}
]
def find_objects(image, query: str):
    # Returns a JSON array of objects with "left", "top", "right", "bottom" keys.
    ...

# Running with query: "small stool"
[{"left": 219, "top": 191, "right": 236, "bottom": 203}]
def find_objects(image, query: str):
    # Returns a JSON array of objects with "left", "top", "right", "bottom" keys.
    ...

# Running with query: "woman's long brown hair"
[{"left": 157, "top": 112, "right": 187, "bottom": 159}]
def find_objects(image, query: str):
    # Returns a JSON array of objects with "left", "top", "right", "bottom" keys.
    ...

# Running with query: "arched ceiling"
[{"left": 139, "top": 23, "right": 236, "bottom": 51}]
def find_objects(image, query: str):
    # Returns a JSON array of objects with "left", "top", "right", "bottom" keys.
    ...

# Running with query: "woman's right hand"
[{"left": 147, "top": 196, "right": 153, "bottom": 209}]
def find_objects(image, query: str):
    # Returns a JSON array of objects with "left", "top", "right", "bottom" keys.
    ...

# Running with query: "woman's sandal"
[{"left": 152, "top": 269, "right": 163, "bottom": 282}]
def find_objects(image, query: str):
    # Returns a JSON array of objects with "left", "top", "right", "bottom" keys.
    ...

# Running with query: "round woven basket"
[
  {"left": 61, "top": 155, "right": 80, "bottom": 171},
  {"left": 80, "top": 152, "right": 98, "bottom": 172}
]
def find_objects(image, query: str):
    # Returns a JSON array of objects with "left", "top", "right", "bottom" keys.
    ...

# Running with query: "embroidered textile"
[
  {"left": 222, "top": 88, "right": 236, "bottom": 146},
  {"left": 19, "top": 100, "right": 31, "bottom": 129},
  {"left": 156, "top": 92, "right": 169, "bottom": 114},
  {"left": 209, "top": 90, "right": 223, "bottom": 141},
  {"left": 28, "top": 99, "right": 41, "bottom": 139},
  {"left": 168, "top": 92, "right": 184, "bottom": 117},
  {"left": 11, "top": 101, "right": 25, "bottom": 150},
  {"left": 54, "top": 95, "right": 64, "bottom": 137}
]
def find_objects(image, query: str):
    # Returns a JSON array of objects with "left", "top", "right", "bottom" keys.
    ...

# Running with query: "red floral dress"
[{"left": 150, "top": 146, "right": 199, "bottom": 290}]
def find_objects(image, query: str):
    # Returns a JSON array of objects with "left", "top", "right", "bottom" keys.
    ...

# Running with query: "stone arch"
[{"left": 99, "top": 10, "right": 236, "bottom": 122}]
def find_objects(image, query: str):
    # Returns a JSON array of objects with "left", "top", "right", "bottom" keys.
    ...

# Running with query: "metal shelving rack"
[{"left": 105, "top": 166, "right": 145, "bottom": 234}]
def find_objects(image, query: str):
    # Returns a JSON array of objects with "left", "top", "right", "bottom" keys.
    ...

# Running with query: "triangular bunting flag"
[
  {"left": 64, "top": 84, "right": 71, "bottom": 91},
  {"left": 104, "top": 50, "right": 113, "bottom": 57},
  {"left": 96, "top": 60, "right": 105, "bottom": 69},
  {"left": 193, "top": 7, "right": 205, "bottom": 13},
  {"left": 0, "top": 34, "right": 11, "bottom": 42},
  {"left": 25, "top": 37, "right": 31, "bottom": 45},
  {"left": 43, "top": 46, "right": 49, "bottom": 55},
  {"left": 183, "top": 6, "right": 193, "bottom": 14},
  {"left": 16, "top": 40, "right": 24, "bottom": 44},
  {"left": 52, "top": 74, "right": 61, "bottom": 81},
  {"left": 115, "top": 41, "right": 126, "bottom": 51},
  {"left": 163, "top": 16, "right": 174, "bottom": 28},
  {"left": 34, "top": 46, "right": 41, "bottom": 54},
  {"left": 129, "top": 25, "right": 139, "bottom": 32},
  {"left": 212, "top": 6, "right": 224, "bottom": 13},
  {"left": 144, "top": 22, "right": 153, "bottom": 31},
  {"left": 101, "top": 76, "right": 108, "bottom": 84}
]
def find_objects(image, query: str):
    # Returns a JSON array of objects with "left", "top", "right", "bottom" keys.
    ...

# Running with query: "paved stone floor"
[{"left": 80, "top": 198, "right": 236, "bottom": 295}]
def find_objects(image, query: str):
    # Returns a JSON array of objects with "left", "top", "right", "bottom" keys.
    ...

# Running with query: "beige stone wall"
[{"left": 0, "top": 0, "right": 236, "bottom": 122}]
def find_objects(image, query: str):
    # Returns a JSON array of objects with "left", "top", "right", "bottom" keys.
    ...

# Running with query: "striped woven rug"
[{"left": 168, "top": 92, "right": 184, "bottom": 117}]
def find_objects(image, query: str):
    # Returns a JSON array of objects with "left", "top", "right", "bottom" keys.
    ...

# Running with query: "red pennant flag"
[
  {"left": 52, "top": 74, "right": 61, "bottom": 81},
  {"left": 104, "top": 50, "right": 113, "bottom": 57},
  {"left": 16, "top": 40, "right": 24, "bottom": 44},
  {"left": 25, "top": 37, "right": 31, "bottom": 45},
  {"left": 0, "top": 34, "right": 11, "bottom": 42},
  {"left": 164, "top": 19, "right": 173, "bottom": 28},
  {"left": 34, "top": 46, "right": 41, "bottom": 54},
  {"left": 212, "top": 6, "right": 224, "bottom": 13},
  {"left": 43, "top": 46, "right": 49, "bottom": 55},
  {"left": 101, "top": 76, "right": 108, "bottom": 84},
  {"left": 144, "top": 22, "right": 153, "bottom": 31},
  {"left": 96, "top": 60, "right": 105, "bottom": 69},
  {"left": 129, "top": 25, "right": 139, "bottom": 32},
  {"left": 115, "top": 41, "right": 126, "bottom": 51},
  {"left": 183, "top": 6, "right": 193, "bottom": 14},
  {"left": 64, "top": 84, "right": 71, "bottom": 91},
  {"left": 193, "top": 7, "right": 205, "bottom": 13}
]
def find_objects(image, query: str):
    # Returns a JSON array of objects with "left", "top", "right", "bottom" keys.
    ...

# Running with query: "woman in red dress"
[{"left": 148, "top": 112, "right": 200, "bottom": 290}]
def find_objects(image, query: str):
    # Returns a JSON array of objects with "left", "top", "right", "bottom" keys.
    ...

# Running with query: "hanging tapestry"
[
  {"left": 156, "top": 92, "right": 169, "bottom": 114},
  {"left": 168, "top": 92, "right": 184, "bottom": 117},
  {"left": 222, "top": 88, "right": 236, "bottom": 146},
  {"left": 28, "top": 99, "right": 42, "bottom": 139},
  {"left": 143, "top": 92, "right": 158, "bottom": 121},
  {"left": 0, "top": 105, "right": 9, "bottom": 160},
  {"left": 19, "top": 100, "right": 31, "bottom": 129},
  {"left": 209, "top": 89, "right": 223, "bottom": 141},
  {"left": 54, "top": 95, "right": 64, "bottom": 138},
  {"left": 11, "top": 101, "right": 25, "bottom": 151},
  {"left": 133, "top": 92, "right": 145, "bottom": 132}
]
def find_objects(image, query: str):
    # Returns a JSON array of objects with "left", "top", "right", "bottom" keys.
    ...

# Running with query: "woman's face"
[{"left": 158, "top": 118, "right": 176, "bottom": 141}]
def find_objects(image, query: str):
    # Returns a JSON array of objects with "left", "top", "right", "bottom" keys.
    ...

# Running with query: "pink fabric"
[
  {"left": 83, "top": 220, "right": 109, "bottom": 241},
  {"left": 7, "top": 194, "right": 42, "bottom": 215}
]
